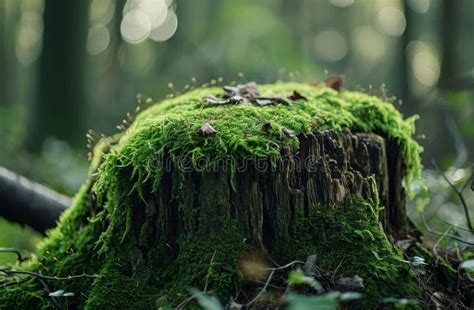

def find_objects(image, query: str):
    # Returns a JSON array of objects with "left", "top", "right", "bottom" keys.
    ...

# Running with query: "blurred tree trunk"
[
  {"left": 401, "top": 0, "right": 414, "bottom": 109},
  {"left": 431, "top": 0, "right": 458, "bottom": 166},
  {"left": 0, "top": 1, "right": 18, "bottom": 107},
  {"left": 0, "top": 1, "right": 6, "bottom": 106},
  {"left": 26, "top": 0, "right": 90, "bottom": 151},
  {"left": 440, "top": 0, "right": 457, "bottom": 81}
]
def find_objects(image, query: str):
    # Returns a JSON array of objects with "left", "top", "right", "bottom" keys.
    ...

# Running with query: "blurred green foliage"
[{"left": 0, "top": 218, "right": 41, "bottom": 265}]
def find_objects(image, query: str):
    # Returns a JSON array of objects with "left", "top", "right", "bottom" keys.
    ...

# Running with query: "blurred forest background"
[{"left": 0, "top": 0, "right": 473, "bottom": 264}]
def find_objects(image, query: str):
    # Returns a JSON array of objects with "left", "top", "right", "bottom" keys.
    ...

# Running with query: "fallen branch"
[
  {"left": 0, "top": 166, "right": 71, "bottom": 233},
  {"left": 0, "top": 248, "right": 28, "bottom": 263}
]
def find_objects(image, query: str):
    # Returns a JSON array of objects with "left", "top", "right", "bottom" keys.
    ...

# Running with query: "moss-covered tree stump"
[{"left": 1, "top": 82, "right": 431, "bottom": 309}]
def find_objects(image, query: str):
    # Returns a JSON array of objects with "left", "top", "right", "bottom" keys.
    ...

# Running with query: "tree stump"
[{"left": 1, "top": 82, "right": 432, "bottom": 309}]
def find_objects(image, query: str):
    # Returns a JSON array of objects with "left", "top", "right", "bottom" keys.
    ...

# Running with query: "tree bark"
[{"left": 142, "top": 128, "right": 407, "bottom": 250}]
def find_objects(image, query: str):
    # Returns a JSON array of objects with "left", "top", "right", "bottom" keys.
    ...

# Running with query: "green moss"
[
  {"left": 118, "top": 83, "right": 422, "bottom": 186},
  {"left": 273, "top": 198, "right": 422, "bottom": 308},
  {"left": 0, "top": 82, "right": 425, "bottom": 308},
  {"left": 153, "top": 222, "right": 252, "bottom": 308}
]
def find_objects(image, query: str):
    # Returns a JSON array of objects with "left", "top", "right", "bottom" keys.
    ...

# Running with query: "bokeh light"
[
  {"left": 313, "top": 30, "right": 348, "bottom": 62},
  {"left": 377, "top": 6, "right": 406, "bottom": 37},
  {"left": 351, "top": 26, "right": 386, "bottom": 60},
  {"left": 407, "top": 40, "right": 440, "bottom": 87},
  {"left": 121, "top": 9, "right": 151, "bottom": 44},
  {"left": 149, "top": 9, "right": 178, "bottom": 42},
  {"left": 121, "top": 0, "right": 177, "bottom": 44},
  {"left": 328, "top": 0, "right": 354, "bottom": 8},
  {"left": 89, "top": 0, "right": 115, "bottom": 25},
  {"left": 406, "top": 0, "right": 430, "bottom": 14},
  {"left": 15, "top": 12, "right": 44, "bottom": 65},
  {"left": 87, "top": 24, "right": 110, "bottom": 55}
]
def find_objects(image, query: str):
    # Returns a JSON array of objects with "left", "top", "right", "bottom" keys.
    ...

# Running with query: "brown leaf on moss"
[
  {"left": 289, "top": 90, "right": 307, "bottom": 101},
  {"left": 198, "top": 122, "right": 217, "bottom": 136},
  {"left": 262, "top": 122, "right": 272, "bottom": 133},
  {"left": 324, "top": 76, "right": 343, "bottom": 91}
]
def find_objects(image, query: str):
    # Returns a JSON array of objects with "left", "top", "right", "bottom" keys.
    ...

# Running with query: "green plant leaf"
[
  {"left": 287, "top": 269, "right": 324, "bottom": 293},
  {"left": 188, "top": 288, "right": 223, "bottom": 310},
  {"left": 460, "top": 259, "right": 474, "bottom": 272},
  {"left": 339, "top": 292, "right": 362, "bottom": 301},
  {"left": 48, "top": 290, "right": 65, "bottom": 297},
  {"left": 285, "top": 292, "right": 339, "bottom": 310}
]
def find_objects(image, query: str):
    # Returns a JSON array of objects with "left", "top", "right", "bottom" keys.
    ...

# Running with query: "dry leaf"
[
  {"left": 198, "top": 122, "right": 217, "bottom": 136},
  {"left": 324, "top": 76, "right": 343, "bottom": 91},
  {"left": 289, "top": 90, "right": 307, "bottom": 101},
  {"left": 335, "top": 275, "right": 364, "bottom": 291},
  {"left": 224, "top": 81, "right": 260, "bottom": 99},
  {"left": 262, "top": 122, "right": 272, "bottom": 133}
]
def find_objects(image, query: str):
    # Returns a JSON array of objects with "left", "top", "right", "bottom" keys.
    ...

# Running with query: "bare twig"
[
  {"left": 0, "top": 278, "right": 28, "bottom": 288},
  {"left": 440, "top": 221, "right": 474, "bottom": 233},
  {"left": 331, "top": 260, "right": 344, "bottom": 283},
  {"left": 245, "top": 260, "right": 304, "bottom": 308},
  {"left": 261, "top": 260, "right": 304, "bottom": 271},
  {"left": 175, "top": 294, "right": 196, "bottom": 309},
  {"left": 421, "top": 213, "right": 474, "bottom": 245},
  {"left": 245, "top": 269, "right": 275, "bottom": 308},
  {"left": 0, "top": 268, "right": 99, "bottom": 281},
  {"left": 203, "top": 250, "right": 217, "bottom": 293},
  {"left": 433, "top": 227, "right": 452, "bottom": 257}
]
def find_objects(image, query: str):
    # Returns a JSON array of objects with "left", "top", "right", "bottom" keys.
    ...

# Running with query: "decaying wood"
[{"left": 125, "top": 128, "right": 407, "bottom": 253}]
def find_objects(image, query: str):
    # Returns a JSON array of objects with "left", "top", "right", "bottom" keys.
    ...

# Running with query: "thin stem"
[
  {"left": 261, "top": 260, "right": 304, "bottom": 271},
  {"left": 0, "top": 269, "right": 99, "bottom": 281},
  {"left": 422, "top": 213, "right": 474, "bottom": 245},
  {"left": 245, "top": 260, "right": 304, "bottom": 307},
  {"left": 433, "top": 227, "right": 452, "bottom": 257},
  {"left": 203, "top": 250, "right": 217, "bottom": 293},
  {"left": 245, "top": 269, "right": 275, "bottom": 307},
  {"left": 438, "top": 166, "right": 473, "bottom": 231},
  {"left": 441, "top": 220, "right": 474, "bottom": 233},
  {"left": 0, "top": 278, "right": 28, "bottom": 288},
  {"left": 36, "top": 272, "right": 62, "bottom": 310}
]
